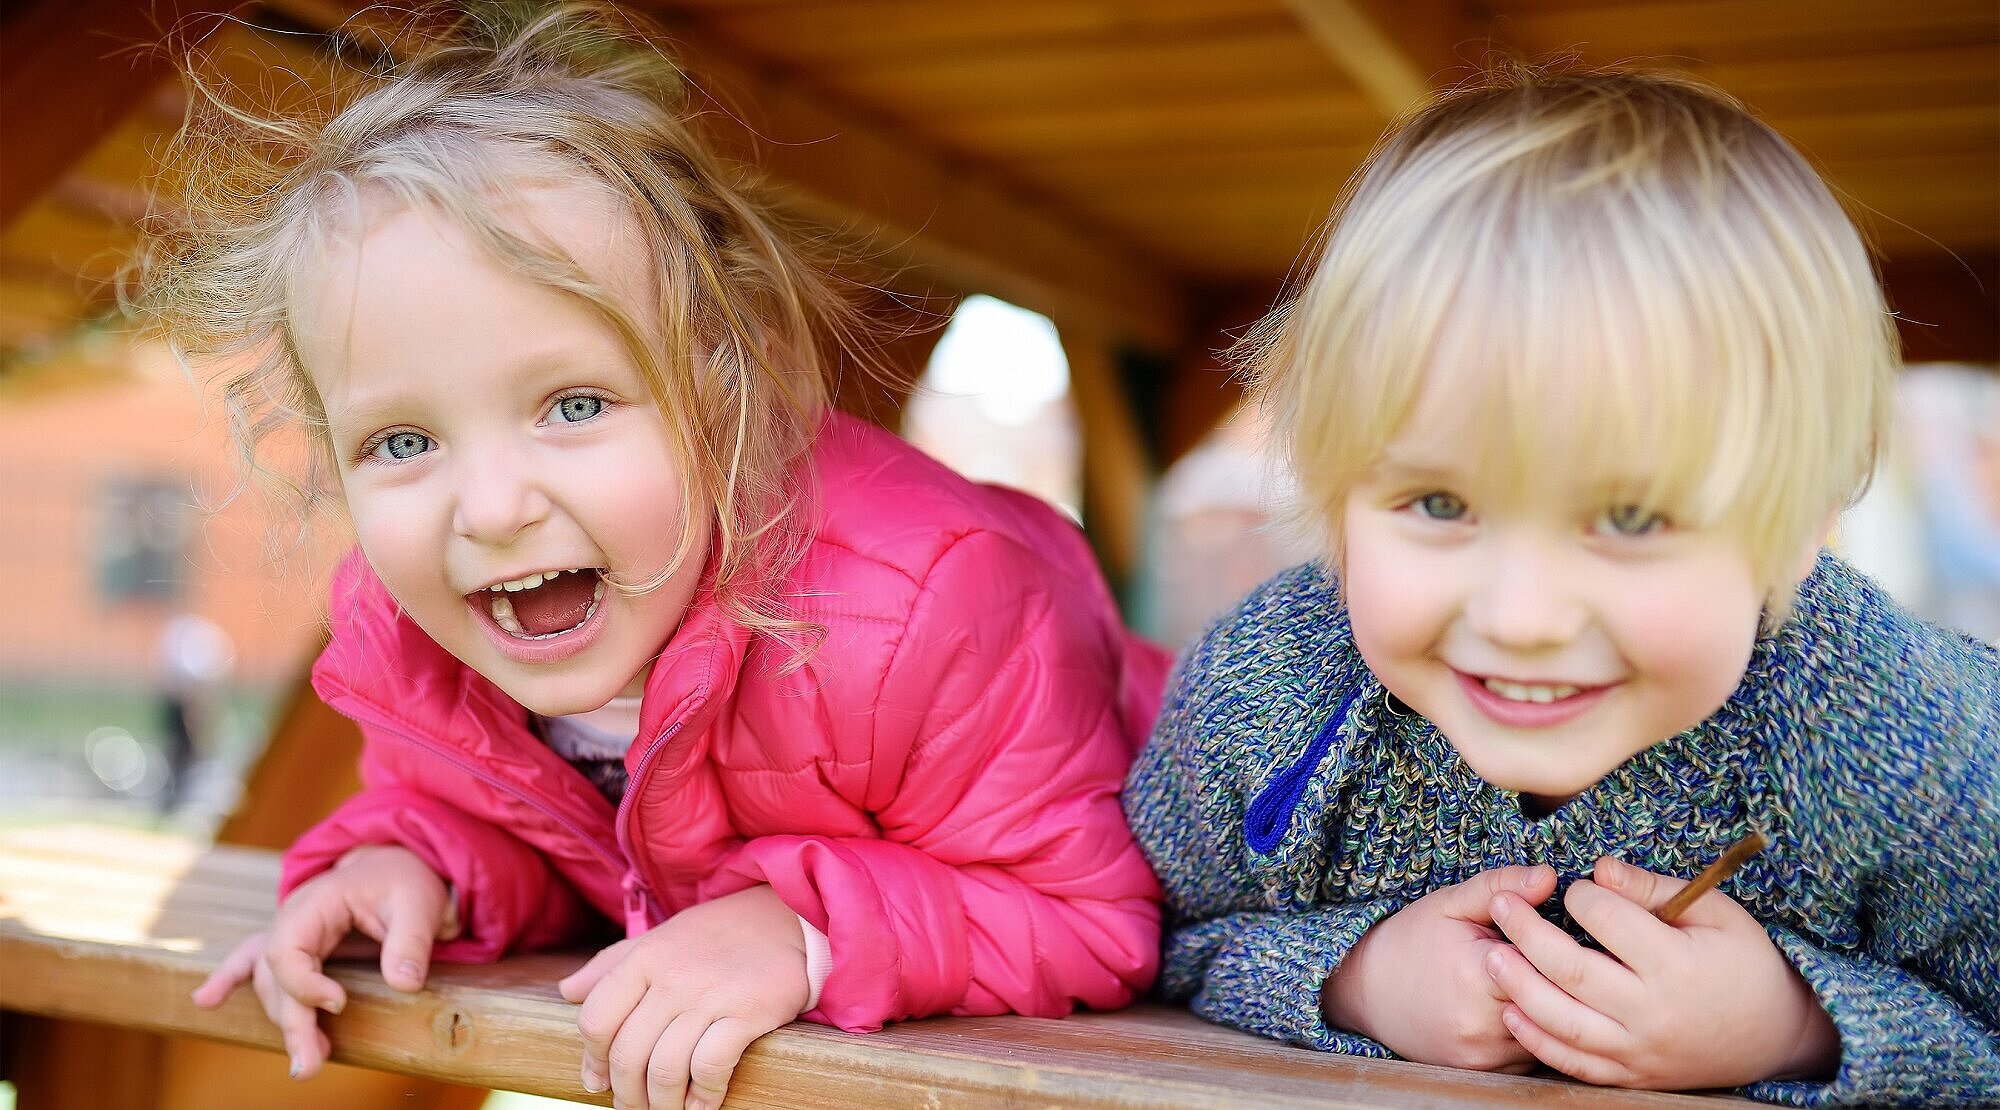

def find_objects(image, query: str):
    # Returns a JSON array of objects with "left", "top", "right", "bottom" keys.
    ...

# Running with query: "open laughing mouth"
[{"left": 474, "top": 567, "right": 606, "bottom": 640}]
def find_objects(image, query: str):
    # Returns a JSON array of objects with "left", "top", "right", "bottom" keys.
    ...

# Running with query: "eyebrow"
[
  {"left": 324, "top": 347, "right": 609, "bottom": 433},
  {"left": 1368, "top": 448, "right": 1467, "bottom": 484}
]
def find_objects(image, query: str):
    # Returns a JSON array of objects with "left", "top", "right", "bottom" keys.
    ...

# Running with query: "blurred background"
[{"left": 1, "top": 2, "right": 1994, "bottom": 1107}]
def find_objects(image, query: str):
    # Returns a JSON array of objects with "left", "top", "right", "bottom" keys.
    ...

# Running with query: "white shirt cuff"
[{"left": 798, "top": 914, "right": 832, "bottom": 1013}]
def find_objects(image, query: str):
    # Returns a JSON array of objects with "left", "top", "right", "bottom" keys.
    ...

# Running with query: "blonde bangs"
[{"left": 1249, "top": 68, "right": 1896, "bottom": 603}]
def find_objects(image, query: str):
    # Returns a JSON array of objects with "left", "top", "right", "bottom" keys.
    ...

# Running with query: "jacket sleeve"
[
  {"left": 1122, "top": 634, "right": 1402, "bottom": 1056},
  {"left": 278, "top": 552, "right": 601, "bottom": 962},
  {"left": 278, "top": 723, "right": 601, "bottom": 962},
  {"left": 1748, "top": 653, "right": 2000, "bottom": 1108},
  {"left": 701, "top": 528, "right": 1164, "bottom": 1032}
]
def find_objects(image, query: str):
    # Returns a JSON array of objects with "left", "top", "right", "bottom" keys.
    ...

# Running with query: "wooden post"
[{"left": 1059, "top": 322, "right": 1154, "bottom": 588}]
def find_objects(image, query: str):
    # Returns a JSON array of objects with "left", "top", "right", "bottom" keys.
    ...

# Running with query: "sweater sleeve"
[
  {"left": 1744, "top": 590, "right": 2000, "bottom": 1107},
  {"left": 1122, "top": 572, "right": 1402, "bottom": 1055},
  {"left": 1745, "top": 925, "right": 2000, "bottom": 1107},
  {"left": 701, "top": 528, "right": 1164, "bottom": 1032},
  {"left": 1754, "top": 660, "right": 2000, "bottom": 1105}
]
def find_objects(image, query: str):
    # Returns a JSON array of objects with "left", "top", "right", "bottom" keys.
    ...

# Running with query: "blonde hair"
[
  {"left": 1241, "top": 68, "right": 1896, "bottom": 619},
  {"left": 132, "top": 2, "right": 867, "bottom": 651}
]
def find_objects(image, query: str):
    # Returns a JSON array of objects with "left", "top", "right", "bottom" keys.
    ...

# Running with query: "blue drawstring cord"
[{"left": 1244, "top": 687, "right": 1360, "bottom": 855}]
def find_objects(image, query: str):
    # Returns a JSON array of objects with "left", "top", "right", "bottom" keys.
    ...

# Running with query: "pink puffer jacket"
[{"left": 284, "top": 413, "right": 1171, "bottom": 1031}]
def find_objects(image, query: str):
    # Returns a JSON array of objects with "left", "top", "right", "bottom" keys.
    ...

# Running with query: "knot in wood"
[{"left": 431, "top": 1004, "right": 474, "bottom": 1055}]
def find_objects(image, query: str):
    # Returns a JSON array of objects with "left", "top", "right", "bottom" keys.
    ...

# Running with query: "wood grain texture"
[{"left": 0, "top": 824, "right": 1761, "bottom": 1108}]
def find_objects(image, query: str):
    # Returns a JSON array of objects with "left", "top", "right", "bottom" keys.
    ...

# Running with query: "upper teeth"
[
  {"left": 488, "top": 568, "right": 590, "bottom": 593},
  {"left": 1484, "top": 679, "right": 1581, "bottom": 704}
]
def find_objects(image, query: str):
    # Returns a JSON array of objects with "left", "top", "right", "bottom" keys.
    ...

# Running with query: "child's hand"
[
  {"left": 1486, "top": 855, "right": 1840, "bottom": 1090},
  {"left": 1321, "top": 864, "right": 1558, "bottom": 1072},
  {"left": 190, "top": 845, "right": 456, "bottom": 1079},
  {"left": 559, "top": 884, "right": 809, "bottom": 1110}
]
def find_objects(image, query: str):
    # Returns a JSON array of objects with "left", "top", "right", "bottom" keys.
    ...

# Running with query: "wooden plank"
[
  {"left": 1061, "top": 324, "right": 1154, "bottom": 583},
  {"left": 935, "top": 90, "right": 1382, "bottom": 161},
  {"left": 1506, "top": 0, "right": 1997, "bottom": 62},
  {"left": 254, "top": 0, "right": 1190, "bottom": 350},
  {"left": 827, "top": 29, "right": 1345, "bottom": 115},
  {"left": 0, "top": 825, "right": 1759, "bottom": 1108},
  {"left": 680, "top": 0, "right": 1284, "bottom": 65},
  {"left": 1281, "top": 0, "right": 1482, "bottom": 117},
  {"left": 0, "top": 0, "right": 194, "bottom": 230}
]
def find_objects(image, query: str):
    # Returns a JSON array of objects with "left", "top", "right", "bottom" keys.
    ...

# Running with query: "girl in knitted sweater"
[{"left": 1123, "top": 69, "right": 1998, "bottom": 1107}]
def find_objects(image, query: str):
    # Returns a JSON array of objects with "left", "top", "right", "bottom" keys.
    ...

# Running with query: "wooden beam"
[
  {"left": 670, "top": 23, "right": 1189, "bottom": 349},
  {"left": 1279, "top": 0, "right": 1484, "bottom": 118},
  {"left": 254, "top": 0, "right": 1188, "bottom": 349},
  {"left": 0, "top": 0, "right": 192, "bottom": 231},
  {"left": 0, "top": 825, "right": 1758, "bottom": 1109},
  {"left": 1061, "top": 323, "right": 1153, "bottom": 584}
]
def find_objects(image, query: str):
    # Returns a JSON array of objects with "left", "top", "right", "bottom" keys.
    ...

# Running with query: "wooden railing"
[{"left": 0, "top": 824, "right": 1754, "bottom": 1108}]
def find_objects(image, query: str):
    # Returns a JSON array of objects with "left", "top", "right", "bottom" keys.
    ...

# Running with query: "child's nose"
[
  {"left": 1463, "top": 540, "right": 1588, "bottom": 649},
  {"left": 449, "top": 451, "right": 551, "bottom": 545}
]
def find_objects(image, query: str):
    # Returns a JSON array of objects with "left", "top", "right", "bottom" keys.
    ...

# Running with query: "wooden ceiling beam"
[
  {"left": 1279, "top": 0, "right": 1487, "bottom": 118},
  {"left": 257, "top": 0, "right": 1188, "bottom": 349},
  {"left": 674, "top": 27, "right": 1189, "bottom": 348},
  {"left": 0, "top": 0, "right": 196, "bottom": 231}
]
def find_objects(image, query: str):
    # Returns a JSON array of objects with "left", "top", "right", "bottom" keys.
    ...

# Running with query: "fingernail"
[
  {"left": 1490, "top": 896, "right": 1510, "bottom": 923},
  {"left": 289, "top": 1057, "right": 303, "bottom": 1079},
  {"left": 1600, "top": 857, "right": 1626, "bottom": 887},
  {"left": 1486, "top": 949, "right": 1505, "bottom": 978},
  {"left": 323, "top": 998, "right": 344, "bottom": 1015},
  {"left": 398, "top": 960, "right": 422, "bottom": 982},
  {"left": 581, "top": 1067, "right": 607, "bottom": 1094},
  {"left": 1502, "top": 1010, "right": 1522, "bottom": 1033}
]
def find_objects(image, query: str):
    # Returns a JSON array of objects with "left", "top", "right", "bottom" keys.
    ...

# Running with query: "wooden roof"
[{"left": 4, "top": 0, "right": 1996, "bottom": 374}]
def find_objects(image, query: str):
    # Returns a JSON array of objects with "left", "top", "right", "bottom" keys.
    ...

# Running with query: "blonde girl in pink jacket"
[{"left": 138, "top": 6, "right": 1169, "bottom": 1107}]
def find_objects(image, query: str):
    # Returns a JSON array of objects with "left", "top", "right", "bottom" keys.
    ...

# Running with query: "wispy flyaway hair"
[{"left": 132, "top": 1, "right": 866, "bottom": 649}]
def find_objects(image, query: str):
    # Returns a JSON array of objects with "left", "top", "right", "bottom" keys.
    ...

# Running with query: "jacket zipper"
[{"left": 612, "top": 716, "right": 686, "bottom": 934}]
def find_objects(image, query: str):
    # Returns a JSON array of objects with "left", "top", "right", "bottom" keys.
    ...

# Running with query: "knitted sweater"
[{"left": 1123, "top": 553, "right": 1999, "bottom": 1107}]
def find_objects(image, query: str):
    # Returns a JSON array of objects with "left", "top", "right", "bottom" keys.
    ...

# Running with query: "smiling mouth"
[
  {"left": 1481, "top": 677, "right": 1584, "bottom": 704},
  {"left": 476, "top": 568, "right": 605, "bottom": 639}
]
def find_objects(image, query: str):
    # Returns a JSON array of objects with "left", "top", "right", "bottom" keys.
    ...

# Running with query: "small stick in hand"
[{"left": 1653, "top": 831, "right": 1768, "bottom": 924}]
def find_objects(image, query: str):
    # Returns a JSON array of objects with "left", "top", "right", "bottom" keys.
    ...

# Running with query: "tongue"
[{"left": 512, "top": 573, "right": 596, "bottom": 636}]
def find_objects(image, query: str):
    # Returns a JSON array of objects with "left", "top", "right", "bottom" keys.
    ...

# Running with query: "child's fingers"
[
  {"left": 267, "top": 895, "right": 355, "bottom": 1012},
  {"left": 191, "top": 932, "right": 265, "bottom": 1009},
  {"left": 1436, "top": 865, "right": 1559, "bottom": 923},
  {"left": 610, "top": 992, "right": 685, "bottom": 1109},
  {"left": 560, "top": 936, "right": 635, "bottom": 1004},
  {"left": 375, "top": 886, "right": 444, "bottom": 993},
  {"left": 683, "top": 1016, "right": 765, "bottom": 1110},
  {"left": 574, "top": 961, "right": 649, "bottom": 1094},
  {"left": 251, "top": 957, "right": 335, "bottom": 1079},
  {"left": 1484, "top": 944, "right": 1627, "bottom": 1056},
  {"left": 1501, "top": 1004, "right": 1635, "bottom": 1088},
  {"left": 265, "top": 939, "right": 347, "bottom": 1016},
  {"left": 1565, "top": 873, "right": 1687, "bottom": 977},
  {"left": 1490, "top": 891, "right": 1635, "bottom": 1012}
]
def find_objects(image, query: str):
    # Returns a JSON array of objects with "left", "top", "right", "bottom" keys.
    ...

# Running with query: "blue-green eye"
[
  {"left": 1599, "top": 504, "right": 1667, "bottom": 536},
  {"left": 1414, "top": 492, "right": 1468, "bottom": 521},
  {"left": 371, "top": 431, "right": 432, "bottom": 461},
  {"left": 552, "top": 395, "right": 606, "bottom": 423}
]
